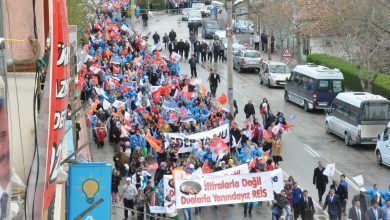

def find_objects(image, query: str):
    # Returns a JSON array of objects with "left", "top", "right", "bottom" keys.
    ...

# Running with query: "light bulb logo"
[{"left": 82, "top": 179, "right": 99, "bottom": 204}]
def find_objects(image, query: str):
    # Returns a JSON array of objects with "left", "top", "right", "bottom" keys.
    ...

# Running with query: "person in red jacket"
[{"left": 96, "top": 126, "right": 106, "bottom": 148}]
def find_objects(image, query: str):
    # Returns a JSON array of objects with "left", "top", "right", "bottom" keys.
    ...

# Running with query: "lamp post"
[{"left": 226, "top": 0, "right": 234, "bottom": 109}]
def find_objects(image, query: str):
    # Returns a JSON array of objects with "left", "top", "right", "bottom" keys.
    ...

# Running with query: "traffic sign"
[
  {"left": 210, "top": 7, "right": 217, "bottom": 15},
  {"left": 282, "top": 48, "right": 292, "bottom": 57}
]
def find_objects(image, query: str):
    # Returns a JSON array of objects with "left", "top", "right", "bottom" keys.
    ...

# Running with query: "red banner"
[{"left": 43, "top": 0, "right": 70, "bottom": 211}]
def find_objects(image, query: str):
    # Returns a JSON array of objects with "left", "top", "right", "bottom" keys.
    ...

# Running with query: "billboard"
[{"left": 67, "top": 163, "right": 112, "bottom": 220}]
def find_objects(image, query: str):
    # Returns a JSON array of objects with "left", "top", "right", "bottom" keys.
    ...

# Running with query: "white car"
[
  {"left": 259, "top": 61, "right": 290, "bottom": 88},
  {"left": 376, "top": 122, "right": 390, "bottom": 167},
  {"left": 188, "top": 10, "right": 202, "bottom": 25},
  {"left": 181, "top": 8, "right": 192, "bottom": 21}
]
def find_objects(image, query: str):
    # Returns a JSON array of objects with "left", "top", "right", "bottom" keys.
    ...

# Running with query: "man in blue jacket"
[{"left": 292, "top": 182, "right": 303, "bottom": 220}]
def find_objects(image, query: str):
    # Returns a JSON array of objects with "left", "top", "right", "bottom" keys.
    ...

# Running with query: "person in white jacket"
[{"left": 164, "top": 195, "right": 178, "bottom": 220}]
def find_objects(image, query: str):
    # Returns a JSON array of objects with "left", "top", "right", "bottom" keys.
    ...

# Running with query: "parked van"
[
  {"left": 325, "top": 92, "right": 390, "bottom": 145},
  {"left": 259, "top": 61, "right": 290, "bottom": 88},
  {"left": 375, "top": 122, "right": 390, "bottom": 167},
  {"left": 284, "top": 63, "right": 344, "bottom": 111}
]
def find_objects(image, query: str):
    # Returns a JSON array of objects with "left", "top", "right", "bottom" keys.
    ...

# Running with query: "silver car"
[
  {"left": 181, "top": 8, "right": 192, "bottom": 21},
  {"left": 233, "top": 50, "right": 263, "bottom": 73}
]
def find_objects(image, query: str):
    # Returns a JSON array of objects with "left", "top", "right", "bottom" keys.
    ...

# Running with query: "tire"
[
  {"left": 303, "top": 101, "right": 309, "bottom": 112},
  {"left": 284, "top": 91, "right": 289, "bottom": 102},
  {"left": 376, "top": 151, "right": 383, "bottom": 166},
  {"left": 268, "top": 79, "right": 272, "bottom": 88},
  {"left": 325, "top": 122, "right": 331, "bottom": 134},
  {"left": 344, "top": 132, "right": 351, "bottom": 146}
]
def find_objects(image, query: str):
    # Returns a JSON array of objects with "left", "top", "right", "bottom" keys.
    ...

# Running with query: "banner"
[
  {"left": 175, "top": 172, "right": 274, "bottom": 208},
  {"left": 270, "top": 169, "right": 284, "bottom": 193},
  {"left": 164, "top": 175, "right": 175, "bottom": 199},
  {"left": 164, "top": 124, "right": 230, "bottom": 154},
  {"left": 204, "top": 164, "right": 249, "bottom": 177},
  {"left": 323, "top": 163, "right": 336, "bottom": 177},
  {"left": 67, "top": 163, "right": 112, "bottom": 219}
]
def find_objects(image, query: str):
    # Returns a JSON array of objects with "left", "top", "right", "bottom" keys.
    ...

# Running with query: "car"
[
  {"left": 259, "top": 61, "right": 290, "bottom": 88},
  {"left": 181, "top": 8, "right": 192, "bottom": 21},
  {"left": 202, "top": 20, "right": 219, "bottom": 39},
  {"left": 232, "top": 20, "right": 254, "bottom": 34},
  {"left": 325, "top": 92, "right": 390, "bottom": 146},
  {"left": 376, "top": 122, "right": 390, "bottom": 167},
  {"left": 213, "top": 30, "right": 242, "bottom": 58},
  {"left": 233, "top": 50, "right": 263, "bottom": 73},
  {"left": 188, "top": 10, "right": 203, "bottom": 26},
  {"left": 284, "top": 63, "right": 345, "bottom": 112},
  {"left": 192, "top": 3, "right": 209, "bottom": 17}
]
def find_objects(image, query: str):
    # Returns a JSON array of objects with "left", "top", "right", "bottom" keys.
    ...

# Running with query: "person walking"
[
  {"left": 352, "top": 188, "right": 370, "bottom": 215},
  {"left": 163, "top": 33, "right": 169, "bottom": 49},
  {"left": 194, "top": 40, "right": 201, "bottom": 63},
  {"left": 207, "top": 69, "right": 220, "bottom": 97},
  {"left": 331, "top": 179, "right": 348, "bottom": 217},
  {"left": 349, "top": 201, "right": 364, "bottom": 220},
  {"left": 313, "top": 161, "right": 329, "bottom": 204},
  {"left": 254, "top": 32, "right": 260, "bottom": 51},
  {"left": 213, "top": 41, "right": 219, "bottom": 63},
  {"left": 189, "top": 32, "right": 196, "bottom": 51},
  {"left": 134, "top": 188, "right": 146, "bottom": 220},
  {"left": 207, "top": 42, "right": 213, "bottom": 63},
  {"left": 271, "top": 133, "right": 283, "bottom": 167},
  {"left": 184, "top": 40, "right": 190, "bottom": 59},
  {"left": 381, "top": 199, "right": 389, "bottom": 220},
  {"left": 111, "top": 169, "right": 121, "bottom": 203},
  {"left": 169, "top": 29, "right": 177, "bottom": 42},
  {"left": 261, "top": 31, "right": 267, "bottom": 52},
  {"left": 323, "top": 187, "right": 342, "bottom": 220},
  {"left": 244, "top": 100, "right": 256, "bottom": 119},
  {"left": 177, "top": 39, "right": 184, "bottom": 58},
  {"left": 189, "top": 54, "right": 197, "bottom": 78},
  {"left": 218, "top": 40, "right": 225, "bottom": 62},
  {"left": 366, "top": 201, "right": 383, "bottom": 220},
  {"left": 200, "top": 41, "right": 207, "bottom": 63},
  {"left": 271, "top": 35, "right": 275, "bottom": 53},
  {"left": 260, "top": 98, "right": 270, "bottom": 127},
  {"left": 168, "top": 40, "right": 177, "bottom": 57},
  {"left": 299, "top": 190, "right": 315, "bottom": 220},
  {"left": 121, "top": 177, "right": 138, "bottom": 219},
  {"left": 152, "top": 31, "right": 160, "bottom": 45},
  {"left": 292, "top": 182, "right": 303, "bottom": 220}
]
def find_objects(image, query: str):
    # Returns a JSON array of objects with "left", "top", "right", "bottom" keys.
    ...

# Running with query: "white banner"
[
  {"left": 163, "top": 175, "right": 175, "bottom": 199},
  {"left": 204, "top": 164, "right": 249, "bottom": 177},
  {"left": 174, "top": 172, "right": 274, "bottom": 208},
  {"left": 164, "top": 124, "right": 230, "bottom": 154},
  {"left": 270, "top": 169, "right": 284, "bottom": 194}
]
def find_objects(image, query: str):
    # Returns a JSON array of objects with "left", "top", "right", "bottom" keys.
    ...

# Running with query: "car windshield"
[
  {"left": 269, "top": 65, "right": 289, "bottom": 73},
  {"left": 362, "top": 102, "right": 390, "bottom": 121},
  {"left": 316, "top": 79, "right": 344, "bottom": 93},
  {"left": 244, "top": 52, "right": 260, "bottom": 58},
  {"left": 205, "top": 23, "right": 219, "bottom": 29},
  {"left": 190, "top": 11, "right": 201, "bottom": 16}
]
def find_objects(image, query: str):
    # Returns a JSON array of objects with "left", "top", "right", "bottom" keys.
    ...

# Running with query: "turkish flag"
[
  {"left": 248, "top": 156, "right": 257, "bottom": 169},
  {"left": 202, "top": 162, "right": 213, "bottom": 174},
  {"left": 263, "top": 130, "right": 271, "bottom": 142},
  {"left": 215, "top": 92, "right": 227, "bottom": 105}
]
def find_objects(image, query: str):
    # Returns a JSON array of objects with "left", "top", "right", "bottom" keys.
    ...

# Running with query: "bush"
[
  {"left": 306, "top": 54, "right": 390, "bottom": 99},
  {"left": 150, "top": 0, "right": 166, "bottom": 10}
]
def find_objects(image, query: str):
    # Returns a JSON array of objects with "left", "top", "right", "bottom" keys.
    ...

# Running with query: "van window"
[
  {"left": 318, "top": 80, "right": 329, "bottom": 92},
  {"left": 316, "top": 79, "right": 344, "bottom": 93},
  {"left": 333, "top": 80, "right": 343, "bottom": 93},
  {"left": 293, "top": 72, "right": 302, "bottom": 84},
  {"left": 362, "top": 102, "right": 390, "bottom": 121},
  {"left": 384, "top": 128, "right": 390, "bottom": 141}
]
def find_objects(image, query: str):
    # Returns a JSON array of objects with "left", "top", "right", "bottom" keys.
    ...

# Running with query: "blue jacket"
[
  {"left": 129, "top": 134, "right": 141, "bottom": 150},
  {"left": 235, "top": 151, "right": 251, "bottom": 164},
  {"left": 292, "top": 187, "right": 303, "bottom": 204},
  {"left": 250, "top": 147, "right": 263, "bottom": 158}
]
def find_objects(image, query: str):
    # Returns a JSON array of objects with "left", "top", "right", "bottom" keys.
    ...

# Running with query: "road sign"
[
  {"left": 282, "top": 48, "right": 292, "bottom": 57},
  {"left": 210, "top": 7, "right": 217, "bottom": 15}
]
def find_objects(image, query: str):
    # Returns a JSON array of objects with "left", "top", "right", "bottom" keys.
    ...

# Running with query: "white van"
[
  {"left": 325, "top": 92, "right": 390, "bottom": 145},
  {"left": 376, "top": 122, "right": 390, "bottom": 167},
  {"left": 259, "top": 61, "right": 290, "bottom": 88}
]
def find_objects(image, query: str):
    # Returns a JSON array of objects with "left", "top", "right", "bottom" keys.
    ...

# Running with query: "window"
[
  {"left": 317, "top": 80, "right": 330, "bottom": 92},
  {"left": 307, "top": 77, "right": 315, "bottom": 90},
  {"left": 244, "top": 52, "right": 261, "bottom": 58},
  {"left": 205, "top": 23, "right": 219, "bottom": 29},
  {"left": 383, "top": 128, "right": 390, "bottom": 141},
  {"left": 362, "top": 102, "right": 390, "bottom": 121},
  {"left": 347, "top": 109, "right": 359, "bottom": 126},
  {"left": 293, "top": 72, "right": 302, "bottom": 84},
  {"left": 269, "top": 65, "right": 289, "bottom": 74},
  {"left": 332, "top": 80, "right": 344, "bottom": 93}
]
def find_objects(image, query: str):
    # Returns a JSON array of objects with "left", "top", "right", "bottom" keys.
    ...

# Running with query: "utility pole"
[{"left": 226, "top": 0, "right": 234, "bottom": 109}]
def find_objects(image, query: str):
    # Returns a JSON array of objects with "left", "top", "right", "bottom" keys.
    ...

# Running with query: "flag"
[
  {"left": 214, "top": 92, "right": 227, "bottom": 105},
  {"left": 259, "top": 150, "right": 270, "bottom": 162},
  {"left": 146, "top": 162, "right": 159, "bottom": 171},
  {"left": 202, "top": 162, "right": 213, "bottom": 174},
  {"left": 248, "top": 156, "right": 257, "bottom": 169},
  {"left": 173, "top": 167, "right": 187, "bottom": 181},
  {"left": 323, "top": 163, "right": 336, "bottom": 177},
  {"left": 200, "top": 84, "right": 207, "bottom": 95},
  {"left": 352, "top": 175, "right": 364, "bottom": 186},
  {"left": 145, "top": 131, "right": 162, "bottom": 152},
  {"left": 263, "top": 130, "right": 271, "bottom": 142},
  {"left": 209, "top": 137, "right": 230, "bottom": 154}
]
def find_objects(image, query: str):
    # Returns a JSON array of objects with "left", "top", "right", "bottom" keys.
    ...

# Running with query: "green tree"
[{"left": 67, "top": 0, "right": 96, "bottom": 46}]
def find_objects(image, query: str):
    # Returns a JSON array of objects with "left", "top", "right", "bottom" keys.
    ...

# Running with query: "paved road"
[{"left": 90, "top": 13, "right": 390, "bottom": 220}]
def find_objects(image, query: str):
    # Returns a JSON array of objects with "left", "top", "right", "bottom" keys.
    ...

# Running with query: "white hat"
[
  {"left": 360, "top": 187, "right": 366, "bottom": 192},
  {"left": 189, "top": 164, "right": 194, "bottom": 169},
  {"left": 126, "top": 177, "right": 131, "bottom": 181}
]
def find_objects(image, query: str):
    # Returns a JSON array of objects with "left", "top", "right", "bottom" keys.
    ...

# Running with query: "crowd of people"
[{"left": 77, "top": 1, "right": 390, "bottom": 220}]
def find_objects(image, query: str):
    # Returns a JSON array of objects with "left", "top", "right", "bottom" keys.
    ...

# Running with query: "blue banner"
[{"left": 67, "top": 163, "right": 112, "bottom": 220}]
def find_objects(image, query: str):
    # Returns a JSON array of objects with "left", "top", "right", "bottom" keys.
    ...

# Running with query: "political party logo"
[{"left": 78, "top": 175, "right": 104, "bottom": 204}]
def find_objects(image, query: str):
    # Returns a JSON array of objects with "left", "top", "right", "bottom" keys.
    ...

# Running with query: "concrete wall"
[
  {"left": 3, "top": 0, "right": 45, "bottom": 63},
  {"left": 7, "top": 72, "right": 35, "bottom": 183}
]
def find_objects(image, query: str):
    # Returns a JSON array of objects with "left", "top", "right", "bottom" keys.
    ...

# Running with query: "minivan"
[
  {"left": 259, "top": 61, "right": 290, "bottom": 88},
  {"left": 376, "top": 122, "right": 390, "bottom": 167},
  {"left": 284, "top": 63, "right": 344, "bottom": 111},
  {"left": 325, "top": 92, "right": 390, "bottom": 145}
]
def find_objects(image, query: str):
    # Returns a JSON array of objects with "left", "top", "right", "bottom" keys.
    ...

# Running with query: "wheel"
[
  {"left": 376, "top": 151, "right": 383, "bottom": 166},
  {"left": 236, "top": 28, "right": 240, "bottom": 33},
  {"left": 344, "top": 132, "right": 351, "bottom": 146},
  {"left": 238, "top": 65, "right": 242, "bottom": 73},
  {"left": 303, "top": 101, "right": 309, "bottom": 112},
  {"left": 325, "top": 122, "right": 331, "bottom": 134},
  {"left": 268, "top": 79, "right": 272, "bottom": 88},
  {"left": 284, "top": 91, "right": 289, "bottom": 102}
]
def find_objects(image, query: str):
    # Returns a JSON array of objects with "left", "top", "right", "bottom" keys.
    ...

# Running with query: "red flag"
[
  {"left": 146, "top": 162, "right": 159, "bottom": 171},
  {"left": 202, "top": 161, "right": 213, "bottom": 174},
  {"left": 92, "top": 76, "right": 98, "bottom": 84},
  {"left": 113, "top": 65, "right": 120, "bottom": 74},
  {"left": 75, "top": 74, "right": 85, "bottom": 89},
  {"left": 145, "top": 131, "right": 162, "bottom": 152},
  {"left": 215, "top": 92, "right": 227, "bottom": 105},
  {"left": 259, "top": 150, "right": 270, "bottom": 162},
  {"left": 282, "top": 124, "right": 293, "bottom": 130},
  {"left": 248, "top": 156, "right": 257, "bottom": 169},
  {"left": 263, "top": 130, "right": 271, "bottom": 142},
  {"left": 137, "top": 106, "right": 144, "bottom": 114},
  {"left": 209, "top": 137, "right": 230, "bottom": 154}
]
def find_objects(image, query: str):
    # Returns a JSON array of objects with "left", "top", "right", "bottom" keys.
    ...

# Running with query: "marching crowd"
[{"left": 78, "top": 1, "right": 390, "bottom": 220}]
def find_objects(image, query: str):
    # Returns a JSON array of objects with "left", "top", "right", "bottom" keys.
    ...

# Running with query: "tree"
[
  {"left": 323, "top": 0, "right": 390, "bottom": 92},
  {"left": 67, "top": 0, "right": 97, "bottom": 46}
]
